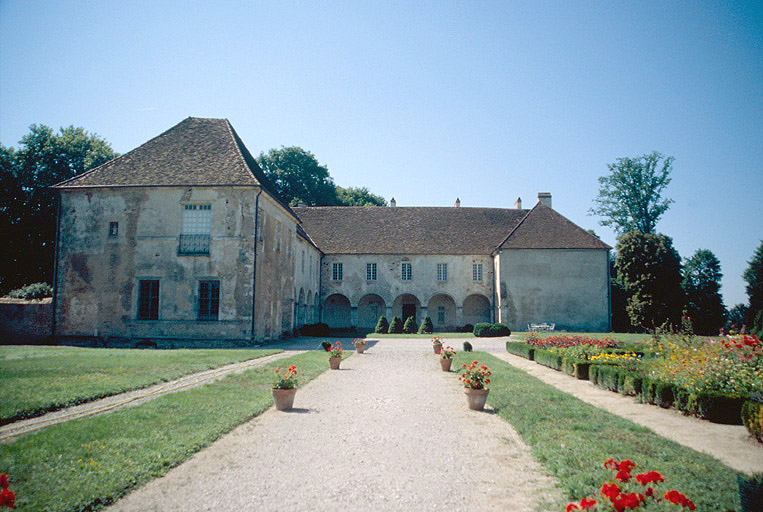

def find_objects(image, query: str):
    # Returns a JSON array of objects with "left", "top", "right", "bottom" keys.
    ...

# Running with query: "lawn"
[
  {"left": 0, "top": 346, "right": 281, "bottom": 424},
  {"left": 452, "top": 351, "right": 741, "bottom": 511},
  {"left": 0, "top": 350, "right": 334, "bottom": 511}
]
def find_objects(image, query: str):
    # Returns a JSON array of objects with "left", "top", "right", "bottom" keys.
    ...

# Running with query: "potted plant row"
[
  {"left": 459, "top": 361, "right": 492, "bottom": 411},
  {"left": 439, "top": 345, "right": 455, "bottom": 371},
  {"left": 352, "top": 338, "right": 367, "bottom": 354},
  {"left": 328, "top": 341, "right": 343, "bottom": 370},
  {"left": 272, "top": 364, "right": 304, "bottom": 411}
]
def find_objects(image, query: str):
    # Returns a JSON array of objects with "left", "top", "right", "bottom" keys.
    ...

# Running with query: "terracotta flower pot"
[
  {"left": 329, "top": 356, "right": 342, "bottom": 370},
  {"left": 464, "top": 387, "right": 489, "bottom": 411},
  {"left": 433, "top": 342, "right": 442, "bottom": 354},
  {"left": 355, "top": 343, "right": 366, "bottom": 354},
  {"left": 272, "top": 387, "right": 297, "bottom": 411},
  {"left": 439, "top": 357, "right": 453, "bottom": 372}
]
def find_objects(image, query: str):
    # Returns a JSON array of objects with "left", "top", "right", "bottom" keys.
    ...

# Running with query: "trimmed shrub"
[
  {"left": 595, "top": 365, "right": 620, "bottom": 392},
  {"left": 618, "top": 372, "right": 643, "bottom": 396},
  {"left": 463, "top": 341, "right": 473, "bottom": 352},
  {"left": 505, "top": 342, "right": 534, "bottom": 360},
  {"left": 589, "top": 364, "right": 601, "bottom": 385},
  {"left": 374, "top": 316, "right": 389, "bottom": 334},
  {"left": 673, "top": 388, "right": 695, "bottom": 414},
  {"left": 742, "top": 398, "right": 763, "bottom": 443},
  {"left": 473, "top": 323, "right": 511, "bottom": 337},
  {"left": 418, "top": 316, "right": 433, "bottom": 334},
  {"left": 655, "top": 382, "right": 675, "bottom": 408},
  {"left": 694, "top": 391, "right": 744, "bottom": 424},
  {"left": 461, "top": 324, "right": 474, "bottom": 333},
  {"left": 738, "top": 473, "right": 763, "bottom": 512},
  {"left": 403, "top": 316, "right": 417, "bottom": 334},
  {"left": 534, "top": 349, "right": 563, "bottom": 371},
  {"left": 388, "top": 316, "right": 403, "bottom": 334},
  {"left": 300, "top": 323, "right": 330, "bottom": 337},
  {"left": 7, "top": 282, "right": 53, "bottom": 299}
]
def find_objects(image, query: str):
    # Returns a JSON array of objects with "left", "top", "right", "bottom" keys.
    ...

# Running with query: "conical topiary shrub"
[
  {"left": 388, "top": 316, "right": 403, "bottom": 334},
  {"left": 403, "top": 316, "right": 417, "bottom": 334},
  {"left": 375, "top": 316, "right": 389, "bottom": 334},
  {"left": 418, "top": 316, "right": 433, "bottom": 334}
]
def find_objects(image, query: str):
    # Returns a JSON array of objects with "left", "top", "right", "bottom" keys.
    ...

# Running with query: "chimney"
[
  {"left": 454, "top": 198, "right": 461, "bottom": 208},
  {"left": 538, "top": 192, "right": 552, "bottom": 208},
  {"left": 390, "top": 197, "right": 396, "bottom": 208},
  {"left": 514, "top": 197, "right": 522, "bottom": 209}
]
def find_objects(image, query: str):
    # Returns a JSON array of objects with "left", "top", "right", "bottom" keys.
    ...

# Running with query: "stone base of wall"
[{"left": 0, "top": 298, "right": 53, "bottom": 344}]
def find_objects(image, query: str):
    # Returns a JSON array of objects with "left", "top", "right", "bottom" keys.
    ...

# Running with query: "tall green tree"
[
  {"left": 257, "top": 146, "right": 338, "bottom": 206},
  {"left": 0, "top": 125, "right": 117, "bottom": 293},
  {"left": 615, "top": 231, "right": 685, "bottom": 331},
  {"left": 743, "top": 240, "right": 763, "bottom": 333},
  {"left": 335, "top": 186, "right": 386, "bottom": 206},
  {"left": 681, "top": 249, "right": 726, "bottom": 335},
  {"left": 590, "top": 151, "right": 674, "bottom": 235}
]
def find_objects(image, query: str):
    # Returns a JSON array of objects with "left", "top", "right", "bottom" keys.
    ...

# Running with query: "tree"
[
  {"left": 743, "top": 241, "right": 763, "bottom": 325},
  {"left": 609, "top": 252, "right": 633, "bottom": 332},
  {"left": 590, "top": 151, "right": 674, "bottom": 235},
  {"left": 615, "top": 231, "right": 685, "bottom": 331},
  {"left": 256, "top": 146, "right": 338, "bottom": 206},
  {"left": 681, "top": 249, "right": 726, "bottom": 335},
  {"left": 0, "top": 125, "right": 118, "bottom": 293},
  {"left": 725, "top": 304, "right": 748, "bottom": 332},
  {"left": 335, "top": 186, "right": 386, "bottom": 206}
]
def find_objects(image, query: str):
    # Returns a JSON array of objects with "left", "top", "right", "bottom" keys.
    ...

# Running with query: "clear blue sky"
[{"left": 1, "top": 1, "right": 761, "bottom": 308}]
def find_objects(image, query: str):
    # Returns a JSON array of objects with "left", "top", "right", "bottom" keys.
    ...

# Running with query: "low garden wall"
[{"left": 0, "top": 298, "right": 53, "bottom": 344}]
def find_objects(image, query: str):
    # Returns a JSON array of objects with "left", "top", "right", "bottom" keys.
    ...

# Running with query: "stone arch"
[
  {"left": 358, "top": 294, "right": 386, "bottom": 330},
  {"left": 324, "top": 293, "right": 351, "bottom": 328},
  {"left": 463, "top": 294, "right": 491, "bottom": 326},
  {"left": 306, "top": 290, "right": 313, "bottom": 324},
  {"left": 297, "top": 288, "right": 306, "bottom": 327},
  {"left": 427, "top": 293, "right": 456, "bottom": 331},
  {"left": 393, "top": 294, "right": 421, "bottom": 326},
  {"left": 313, "top": 292, "right": 319, "bottom": 324}
]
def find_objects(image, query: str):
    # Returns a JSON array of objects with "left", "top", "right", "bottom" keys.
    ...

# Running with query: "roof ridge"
[{"left": 494, "top": 202, "right": 538, "bottom": 250}]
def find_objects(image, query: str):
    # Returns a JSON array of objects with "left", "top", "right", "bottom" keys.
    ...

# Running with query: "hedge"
[
  {"left": 561, "top": 358, "right": 590, "bottom": 380},
  {"left": 694, "top": 391, "right": 744, "bottom": 425},
  {"left": 742, "top": 399, "right": 763, "bottom": 443},
  {"left": 618, "top": 372, "right": 643, "bottom": 396},
  {"left": 533, "top": 349, "right": 562, "bottom": 371},
  {"left": 505, "top": 342, "right": 534, "bottom": 360},
  {"left": 473, "top": 323, "right": 511, "bottom": 337}
]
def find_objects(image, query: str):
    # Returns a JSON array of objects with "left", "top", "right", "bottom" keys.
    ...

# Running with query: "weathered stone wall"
[
  {"left": 56, "top": 186, "right": 259, "bottom": 341},
  {"left": 496, "top": 249, "right": 610, "bottom": 332},
  {"left": 293, "top": 235, "right": 321, "bottom": 327},
  {"left": 0, "top": 298, "right": 53, "bottom": 344},
  {"left": 319, "top": 254, "right": 494, "bottom": 330}
]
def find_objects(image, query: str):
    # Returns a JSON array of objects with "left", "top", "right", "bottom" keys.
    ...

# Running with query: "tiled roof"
[
  {"left": 55, "top": 117, "right": 271, "bottom": 189},
  {"left": 498, "top": 202, "right": 611, "bottom": 250},
  {"left": 294, "top": 206, "right": 528, "bottom": 254}
]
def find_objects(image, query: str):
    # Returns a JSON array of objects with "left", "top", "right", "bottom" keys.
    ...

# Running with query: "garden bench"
[{"left": 528, "top": 322, "right": 555, "bottom": 332}]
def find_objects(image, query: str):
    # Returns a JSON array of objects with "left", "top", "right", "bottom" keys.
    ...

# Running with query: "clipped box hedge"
[
  {"left": 742, "top": 400, "right": 763, "bottom": 443},
  {"left": 505, "top": 342, "right": 534, "bottom": 360},
  {"left": 694, "top": 391, "right": 744, "bottom": 425},
  {"left": 533, "top": 349, "right": 563, "bottom": 371},
  {"left": 473, "top": 322, "right": 511, "bottom": 337},
  {"left": 561, "top": 358, "right": 590, "bottom": 380}
]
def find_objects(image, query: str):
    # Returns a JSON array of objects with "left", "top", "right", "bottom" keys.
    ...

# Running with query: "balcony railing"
[{"left": 178, "top": 234, "right": 210, "bottom": 255}]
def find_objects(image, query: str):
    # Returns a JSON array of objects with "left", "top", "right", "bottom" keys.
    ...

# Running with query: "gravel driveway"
[{"left": 108, "top": 339, "right": 561, "bottom": 511}]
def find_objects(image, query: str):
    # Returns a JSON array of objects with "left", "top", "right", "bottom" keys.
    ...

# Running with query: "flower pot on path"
[
  {"left": 464, "top": 388, "right": 489, "bottom": 411},
  {"left": 272, "top": 388, "right": 297, "bottom": 411},
  {"left": 355, "top": 343, "right": 366, "bottom": 354},
  {"left": 433, "top": 343, "right": 442, "bottom": 354},
  {"left": 329, "top": 356, "right": 342, "bottom": 370},
  {"left": 439, "top": 358, "right": 453, "bottom": 372}
]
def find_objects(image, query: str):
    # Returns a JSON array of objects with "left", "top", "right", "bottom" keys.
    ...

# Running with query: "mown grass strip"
[
  {"left": 0, "top": 346, "right": 281, "bottom": 424},
  {"left": 453, "top": 352, "right": 741, "bottom": 511},
  {"left": 0, "top": 350, "right": 330, "bottom": 511}
]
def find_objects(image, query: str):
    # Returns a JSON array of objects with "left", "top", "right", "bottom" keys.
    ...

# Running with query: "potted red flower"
[
  {"left": 439, "top": 346, "right": 456, "bottom": 372},
  {"left": 432, "top": 336, "right": 443, "bottom": 354},
  {"left": 459, "top": 360, "right": 492, "bottom": 410},
  {"left": 352, "top": 338, "right": 367, "bottom": 354},
  {"left": 271, "top": 364, "right": 304, "bottom": 411},
  {"left": 328, "top": 342, "right": 343, "bottom": 369}
]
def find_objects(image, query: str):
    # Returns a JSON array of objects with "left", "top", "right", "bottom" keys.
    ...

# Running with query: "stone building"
[{"left": 52, "top": 117, "right": 610, "bottom": 344}]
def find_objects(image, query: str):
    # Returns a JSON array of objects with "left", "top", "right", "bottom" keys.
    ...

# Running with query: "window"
[
  {"left": 179, "top": 204, "right": 211, "bottom": 255},
  {"left": 437, "top": 306, "right": 446, "bottom": 324},
  {"left": 198, "top": 280, "right": 220, "bottom": 321},
  {"left": 332, "top": 262, "right": 343, "bottom": 281},
  {"left": 108, "top": 222, "right": 118, "bottom": 237},
  {"left": 473, "top": 263, "right": 483, "bottom": 282},
  {"left": 367, "top": 263, "right": 377, "bottom": 281},
  {"left": 437, "top": 263, "right": 448, "bottom": 282},
  {"left": 137, "top": 280, "right": 159, "bottom": 320},
  {"left": 401, "top": 262, "right": 412, "bottom": 281},
  {"left": 275, "top": 221, "right": 281, "bottom": 251}
]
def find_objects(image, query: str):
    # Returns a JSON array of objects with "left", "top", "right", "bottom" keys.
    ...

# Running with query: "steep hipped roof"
[
  {"left": 498, "top": 202, "right": 611, "bottom": 250},
  {"left": 294, "top": 206, "right": 528, "bottom": 255},
  {"left": 55, "top": 117, "right": 272, "bottom": 189}
]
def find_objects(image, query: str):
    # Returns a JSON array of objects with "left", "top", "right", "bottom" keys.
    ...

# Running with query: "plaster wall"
[
  {"left": 56, "top": 186, "right": 259, "bottom": 341},
  {"left": 293, "top": 236, "right": 321, "bottom": 326},
  {"left": 320, "top": 254, "right": 494, "bottom": 330},
  {"left": 496, "top": 249, "right": 610, "bottom": 332}
]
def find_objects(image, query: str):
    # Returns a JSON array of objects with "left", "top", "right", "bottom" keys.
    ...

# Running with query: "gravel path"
[
  {"left": 107, "top": 339, "right": 562, "bottom": 512},
  {"left": 492, "top": 350, "right": 763, "bottom": 474},
  {"left": 0, "top": 351, "right": 301, "bottom": 443}
]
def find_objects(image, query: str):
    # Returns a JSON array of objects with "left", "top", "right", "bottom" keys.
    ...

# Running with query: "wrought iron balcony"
[{"left": 178, "top": 234, "right": 210, "bottom": 255}]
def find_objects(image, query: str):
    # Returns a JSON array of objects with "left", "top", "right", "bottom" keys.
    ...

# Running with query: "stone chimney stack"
[
  {"left": 390, "top": 197, "right": 396, "bottom": 208},
  {"left": 514, "top": 197, "right": 522, "bottom": 209},
  {"left": 454, "top": 198, "right": 461, "bottom": 208},
  {"left": 538, "top": 192, "right": 552, "bottom": 208}
]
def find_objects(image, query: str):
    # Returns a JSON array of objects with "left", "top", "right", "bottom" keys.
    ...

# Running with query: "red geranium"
[{"left": 0, "top": 474, "right": 14, "bottom": 509}]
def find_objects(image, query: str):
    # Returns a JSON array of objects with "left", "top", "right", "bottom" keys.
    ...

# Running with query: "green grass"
[
  {"left": 453, "top": 352, "right": 741, "bottom": 511},
  {"left": 0, "top": 346, "right": 281, "bottom": 424},
  {"left": 365, "top": 332, "right": 475, "bottom": 338},
  {"left": 513, "top": 331, "right": 654, "bottom": 344},
  {"left": 0, "top": 350, "right": 333, "bottom": 512}
]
